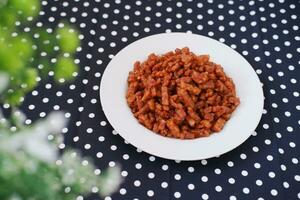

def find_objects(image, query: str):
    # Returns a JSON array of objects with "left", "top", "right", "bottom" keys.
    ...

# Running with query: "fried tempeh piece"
[
  {"left": 126, "top": 47, "right": 240, "bottom": 139},
  {"left": 177, "top": 88, "right": 195, "bottom": 108}
]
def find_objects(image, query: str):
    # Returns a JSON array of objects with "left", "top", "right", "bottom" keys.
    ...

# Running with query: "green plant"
[
  {"left": 0, "top": 1, "right": 122, "bottom": 199},
  {"left": 0, "top": 0, "right": 79, "bottom": 106}
]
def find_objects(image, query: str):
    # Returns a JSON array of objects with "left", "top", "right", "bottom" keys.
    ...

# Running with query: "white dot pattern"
[{"left": 18, "top": 0, "right": 300, "bottom": 199}]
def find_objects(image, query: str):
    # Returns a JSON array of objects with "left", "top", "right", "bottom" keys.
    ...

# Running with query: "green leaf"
[
  {"left": 54, "top": 57, "right": 78, "bottom": 82},
  {"left": 57, "top": 25, "right": 79, "bottom": 53},
  {"left": 11, "top": 35, "right": 33, "bottom": 60},
  {"left": 22, "top": 68, "right": 37, "bottom": 91},
  {"left": 34, "top": 28, "right": 58, "bottom": 56},
  {"left": 0, "top": 43, "right": 23, "bottom": 75},
  {"left": 8, "top": 0, "right": 40, "bottom": 19},
  {"left": 0, "top": 8, "right": 16, "bottom": 27},
  {"left": 5, "top": 90, "right": 23, "bottom": 106}
]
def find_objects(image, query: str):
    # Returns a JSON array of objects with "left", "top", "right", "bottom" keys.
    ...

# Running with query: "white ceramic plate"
[{"left": 100, "top": 33, "right": 264, "bottom": 161}]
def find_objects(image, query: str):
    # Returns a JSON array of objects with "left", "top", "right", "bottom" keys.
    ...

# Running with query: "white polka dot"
[
  {"left": 197, "top": 3, "right": 203, "bottom": 8},
  {"left": 215, "top": 185, "right": 222, "bottom": 192},
  {"left": 229, "top": 196, "right": 237, "bottom": 200},
  {"left": 148, "top": 156, "right": 155, "bottom": 162},
  {"left": 147, "top": 190, "right": 154, "bottom": 197},
  {"left": 161, "top": 182, "right": 168, "bottom": 188},
  {"left": 28, "top": 105, "right": 35, "bottom": 110},
  {"left": 283, "top": 181, "right": 289, "bottom": 188},
  {"left": 271, "top": 189, "right": 278, "bottom": 196},
  {"left": 135, "top": 163, "right": 142, "bottom": 169},
  {"left": 121, "top": 171, "right": 128, "bottom": 177},
  {"left": 112, "top": 130, "right": 118, "bottom": 135},
  {"left": 256, "top": 180, "right": 263, "bottom": 186},
  {"left": 289, "top": 142, "right": 296, "bottom": 149},
  {"left": 201, "top": 159, "right": 208, "bottom": 165},
  {"left": 84, "top": 144, "right": 91, "bottom": 150},
  {"left": 272, "top": 103, "right": 278, "bottom": 108},
  {"left": 100, "top": 121, "right": 107, "bottom": 126},
  {"left": 228, "top": 178, "right": 235, "bottom": 184},
  {"left": 227, "top": 161, "right": 234, "bottom": 167},
  {"left": 76, "top": 196, "right": 83, "bottom": 200},
  {"left": 119, "top": 188, "right": 126, "bottom": 195},
  {"left": 174, "top": 174, "right": 181, "bottom": 180},
  {"left": 278, "top": 148, "right": 284, "bottom": 154},
  {"left": 266, "top": 155, "right": 273, "bottom": 161},
  {"left": 82, "top": 160, "right": 89, "bottom": 166},
  {"left": 197, "top": 25, "right": 203, "bottom": 30},
  {"left": 162, "top": 164, "right": 169, "bottom": 171},
  {"left": 96, "top": 152, "right": 103, "bottom": 158},
  {"left": 295, "top": 175, "right": 300, "bottom": 181},
  {"left": 202, "top": 194, "right": 209, "bottom": 200},
  {"left": 109, "top": 161, "right": 115, "bottom": 167},
  {"left": 254, "top": 163, "right": 261, "bottom": 169},
  {"left": 274, "top": 117, "right": 280, "bottom": 123},
  {"left": 122, "top": 154, "right": 129, "bottom": 160},
  {"left": 292, "top": 158, "right": 299, "bottom": 164},
  {"left": 269, "top": 172, "right": 276, "bottom": 178},
  {"left": 287, "top": 126, "right": 293, "bottom": 132},
  {"left": 98, "top": 136, "right": 105, "bottom": 142},
  {"left": 241, "top": 170, "right": 248, "bottom": 176},
  {"left": 281, "top": 164, "right": 287, "bottom": 171},
  {"left": 110, "top": 145, "right": 117, "bottom": 151},
  {"left": 263, "top": 124, "right": 269, "bottom": 129},
  {"left": 174, "top": 192, "right": 181, "bottom": 198},
  {"left": 134, "top": 180, "right": 141, "bottom": 187},
  {"left": 240, "top": 153, "right": 247, "bottom": 159},
  {"left": 148, "top": 172, "right": 155, "bottom": 179},
  {"left": 214, "top": 168, "right": 221, "bottom": 174},
  {"left": 188, "top": 184, "right": 195, "bottom": 190},
  {"left": 243, "top": 187, "right": 250, "bottom": 194},
  {"left": 201, "top": 176, "right": 208, "bottom": 182},
  {"left": 188, "top": 166, "right": 195, "bottom": 173}
]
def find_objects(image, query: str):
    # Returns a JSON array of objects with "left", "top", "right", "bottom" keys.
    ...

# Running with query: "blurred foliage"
[
  {"left": 0, "top": 0, "right": 79, "bottom": 106},
  {"left": 0, "top": 112, "right": 122, "bottom": 200},
  {"left": 0, "top": 0, "right": 122, "bottom": 199}
]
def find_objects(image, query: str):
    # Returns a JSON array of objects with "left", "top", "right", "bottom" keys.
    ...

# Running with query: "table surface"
[{"left": 21, "top": 0, "right": 300, "bottom": 199}]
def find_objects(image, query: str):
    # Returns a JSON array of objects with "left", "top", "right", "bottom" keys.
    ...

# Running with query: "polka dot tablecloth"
[{"left": 21, "top": 0, "right": 300, "bottom": 199}]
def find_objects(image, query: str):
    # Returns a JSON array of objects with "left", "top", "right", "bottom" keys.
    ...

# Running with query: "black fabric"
[{"left": 19, "top": 0, "right": 300, "bottom": 199}]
